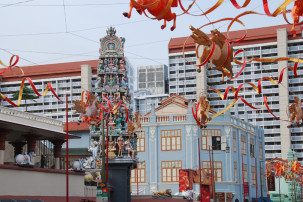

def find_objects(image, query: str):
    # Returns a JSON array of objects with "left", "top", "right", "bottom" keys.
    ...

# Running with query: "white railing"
[
  {"left": 131, "top": 187, "right": 146, "bottom": 195},
  {"left": 0, "top": 106, "right": 62, "bottom": 127},
  {"left": 84, "top": 186, "right": 96, "bottom": 197},
  {"left": 173, "top": 115, "right": 186, "bottom": 122},
  {"left": 140, "top": 117, "right": 150, "bottom": 123},
  {"left": 156, "top": 116, "right": 170, "bottom": 122}
]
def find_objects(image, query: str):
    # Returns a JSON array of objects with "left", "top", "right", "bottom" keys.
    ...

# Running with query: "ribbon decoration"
[
  {"left": 230, "top": 0, "right": 251, "bottom": 9},
  {"left": 81, "top": 90, "right": 90, "bottom": 106},
  {"left": 0, "top": 77, "right": 62, "bottom": 107},
  {"left": 193, "top": 60, "right": 301, "bottom": 125},
  {"left": 266, "top": 158, "right": 303, "bottom": 181},
  {"left": 0, "top": 55, "right": 24, "bottom": 76},
  {"left": 99, "top": 97, "right": 129, "bottom": 123}
]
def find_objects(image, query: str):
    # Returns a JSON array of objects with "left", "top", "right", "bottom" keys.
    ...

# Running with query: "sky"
[{"left": 0, "top": 0, "right": 295, "bottom": 81}]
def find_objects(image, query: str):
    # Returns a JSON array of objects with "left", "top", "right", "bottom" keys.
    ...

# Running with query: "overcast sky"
[{"left": 0, "top": 0, "right": 293, "bottom": 75}]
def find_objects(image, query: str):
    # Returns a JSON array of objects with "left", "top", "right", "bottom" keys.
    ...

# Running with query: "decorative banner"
[
  {"left": 201, "top": 185, "right": 211, "bottom": 201},
  {"left": 0, "top": 55, "right": 24, "bottom": 76},
  {"left": 179, "top": 169, "right": 190, "bottom": 192},
  {"left": 0, "top": 77, "right": 62, "bottom": 107}
]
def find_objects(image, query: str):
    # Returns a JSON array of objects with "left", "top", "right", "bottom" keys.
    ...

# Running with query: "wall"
[{"left": 0, "top": 165, "right": 84, "bottom": 197}]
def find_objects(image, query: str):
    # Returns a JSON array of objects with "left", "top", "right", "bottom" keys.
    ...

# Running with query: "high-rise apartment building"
[
  {"left": 137, "top": 64, "right": 168, "bottom": 94},
  {"left": 0, "top": 59, "right": 134, "bottom": 122},
  {"left": 133, "top": 89, "right": 169, "bottom": 115},
  {"left": 168, "top": 38, "right": 197, "bottom": 100},
  {"left": 169, "top": 24, "right": 303, "bottom": 162}
]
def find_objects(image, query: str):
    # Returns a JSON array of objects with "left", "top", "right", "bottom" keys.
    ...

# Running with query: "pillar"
[
  {"left": 10, "top": 142, "right": 26, "bottom": 158},
  {"left": 51, "top": 140, "right": 65, "bottom": 169},
  {"left": 81, "top": 64, "right": 92, "bottom": 91},
  {"left": 277, "top": 28, "right": 291, "bottom": 159},
  {"left": 26, "top": 136, "right": 38, "bottom": 165},
  {"left": 0, "top": 130, "right": 9, "bottom": 164}
]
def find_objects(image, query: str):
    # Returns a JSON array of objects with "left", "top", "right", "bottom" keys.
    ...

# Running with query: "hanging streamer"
[
  {"left": 0, "top": 77, "right": 62, "bottom": 107},
  {"left": 0, "top": 55, "right": 24, "bottom": 76}
]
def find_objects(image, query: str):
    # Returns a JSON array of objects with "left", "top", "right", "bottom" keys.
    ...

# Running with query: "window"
[
  {"left": 202, "top": 161, "right": 222, "bottom": 182},
  {"left": 212, "top": 136, "right": 221, "bottom": 150},
  {"left": 241, "top": 135, "right": 247, "bottom": 155},
  {"left": 161, "top": 160, "right": 182, "bottom": 182},
  {"left": 161, "top": 130, "right": 182, "bottom": 151},
  {"left": 131, "top": 162, "right": 146, "bottom": 183},
  {"left": 137, "top": 131, "right": 145, "bottom": 152},
  {"left": 251, "top": 166, "right": 256, "bottom": 185},
  {"left": 201, "top": 129, "right": 222, "bottom": 150},
  {"left": 259, "top": 143, "right": 263, "bottom": 160},
  {"left": 233, "top": 132, "right": 237, "bottom": 152},
  {"left": 243, "top": 164, "right": 248, "bottom": 182},
  {"left": 250, "top": 138, "right": 255, "bottom": 157},
  {"left": 234, "top": 162, "right": 238, "bottom": 183}
]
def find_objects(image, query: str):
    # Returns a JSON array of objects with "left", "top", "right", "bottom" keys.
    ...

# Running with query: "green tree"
[{"left": 12, "top": 85, "right": 39, "bottom": 112}]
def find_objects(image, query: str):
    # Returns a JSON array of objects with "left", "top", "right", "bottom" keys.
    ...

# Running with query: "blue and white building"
[{"left": 131, "top": 94, "right": 267, "bottom": 201}]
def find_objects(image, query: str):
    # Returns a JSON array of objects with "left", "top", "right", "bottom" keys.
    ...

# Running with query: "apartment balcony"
[
  {"left": 185, "top": 65, "right": 196, "bottom": 70},
  {"left": 169, "top": 66, "right": 179, "bottom": 71},
  {"left": 185, "top": 80, "right": 196, "bottom": 85},
  {"left": 178, "top": 88, "right": 184, "bottom": 93},
  {"left": 292, "top": 144, "right": 303, "bottom": 149},
  {"left": 178, "top": 81, "right": 184, "bottom": 85},
  {"left": 169, "top": 81, "right": 177, "bottom": 86},
  {"left": 264, "top": 129, "right": 280, "bottom": 134},
  {"left": 72, "top": 82, "right": 81, "bottom": 87},
  {"left": 265, "top": 145, "right": 281, "bottom": 150},
  {"left": 185, "top": 94, "right": 196, "bottom": 100},
  {"left": 261, "top": 48, "right": 277, "bottom": 54},
  {"left": 72, "top": 89, "right": 82, "bottom": 93},
  {"left": 262, "top": 88, "right": 279, "bottom": 94},
  {"left": 170, "top": 74, "right": 178, "bottom": 79},
  {"left": 262, "top": 120, "right": 280, "bottom": 126},
  {"left": 207, "top": 77, "right": 221, "bottom": 83},
  {"left": 289, "top": 86, "right": 303, "bottom": 92},
  {"left": 265, "top": 153, "right": 281, "bottom": 159},
  {"left": 291, "top": 136, "right": 303, "bottom": 141},
  {"left": 185, "top": 72, "right": 197, "bottom": 77},
  {"left": 170, "top": 89, "right": 177, "bottom": 94},
  {"left": 296, "top": 152, "right": 303, "bottom": 158},
  {"left": 289, "top": 78, "right": 303, "bottom": 84},
  {"left": 291, "top": 128, "right": 303, "bottom": 133},
  {"left": 184, "top": 87, "right": 196, "bottom": 92}
]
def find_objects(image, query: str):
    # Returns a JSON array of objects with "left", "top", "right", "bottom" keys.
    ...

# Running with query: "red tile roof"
[
  {"left": 168, "top": 24, "right": 302, "bottom": 52},
  {"left": 63, "top": 121, "right": 90, "bottom": 132},
  {"left": 0, "top": 60, "right": 98, "bottom": 82},
  {"left": 161, "top": 93, "right": 189, "bottom": 104}
]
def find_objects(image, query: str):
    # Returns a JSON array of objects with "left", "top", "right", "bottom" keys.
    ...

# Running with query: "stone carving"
[
  {"left": 153, "top": 189, "right": 172, "bottom": 197},
  {"left": 150, "top": 127, "right": 156, "bottom": 141},
  {"left": 15, "top": 152, "right": 36, "bottom": 167}
]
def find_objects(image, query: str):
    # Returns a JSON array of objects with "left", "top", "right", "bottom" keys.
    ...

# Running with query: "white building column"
[
  {"left": 81, "top": 64, "right": 92, "bottom": 91},
  {"left": 277, "top": 28, "right": 291, "bottom": 159}
]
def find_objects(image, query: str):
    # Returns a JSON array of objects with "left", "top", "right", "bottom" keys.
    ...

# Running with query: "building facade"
[
  {"left": 137, "top": 64, "right": 168, "bottom": 95},
  {"left": 133, "top": 89, "right": 169, "bottom": 115},
  {"left": 168, "top": 38, "right": 197, "bottom": 100},
  {"left": 0, "top": 59, "right": 134, "bottom": 122},
  {"left": 131, "top": 95, "right": 267, "bottom": 201},
  {"left": 168, "top": 24, "right": 303, "bottom": 163}
]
